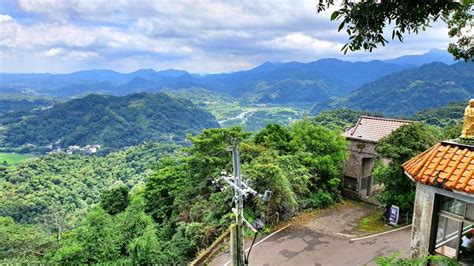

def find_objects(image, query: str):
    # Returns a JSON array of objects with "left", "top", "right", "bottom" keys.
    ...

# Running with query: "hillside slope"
[
  {"left": 0, "top": 93, "right": 218, "bottom": 151},
  {"left": 311, "top": 62, "right": 474, "bottom": 117},
  {"left": 412, "top": 102, "right": 465, "bottom": 127}
]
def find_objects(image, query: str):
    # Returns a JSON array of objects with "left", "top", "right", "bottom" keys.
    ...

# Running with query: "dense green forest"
[
  {"left": 312, "top": 109, "right": 384, "bottom": 130},
  {"left": 0, "top": 98, "right": 53, "bottom": 115},
  {"left": 1, "top": 120, "right": 347, "bottom": 264},
  {"left": 312, "top": 62, "right": 474, "bottom": 116},
  {"left": 0, "top": 93, "right": 218, "bottom": 152},
  {"left": 412, "top": 101, "right": 464, "bottom": 127},
  {"left": 0, "top": 143, "right": 179, "bottom": 225}
]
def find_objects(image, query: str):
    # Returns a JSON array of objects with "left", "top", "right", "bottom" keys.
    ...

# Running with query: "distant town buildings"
[
  {"left": 66, "top": 144, "right": 101, "bottom": 155},
  {"left": 46, "top": 142, "right": 101, "bottom": 155}
]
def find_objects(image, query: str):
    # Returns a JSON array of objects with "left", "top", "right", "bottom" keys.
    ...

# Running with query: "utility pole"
[
  {"left": 213, "top": 141, "right": 271, "bottom": 266},
  {"left": 231, "top": 144, "right": 245, "bottom": 266}
]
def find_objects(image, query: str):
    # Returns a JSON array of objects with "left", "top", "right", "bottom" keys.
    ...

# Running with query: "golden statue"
[{"left": 461, "top": 99, "right": 474, "bottom": 138}]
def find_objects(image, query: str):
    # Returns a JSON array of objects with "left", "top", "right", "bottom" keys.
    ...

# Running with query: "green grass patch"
[
  {"left": 354, "top": 210, "right": 388, "bottom": 234},
  {"left": 0, "top": 152, "right": 36, "bottom": 165}
]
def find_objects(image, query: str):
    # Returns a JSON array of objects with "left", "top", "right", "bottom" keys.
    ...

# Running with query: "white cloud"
[
  {"left": 0, "top": 0, "right": 453, "bottom": 73},
  {"left": 266, "top": 32, "right": 342, "bottom": 51},
  {"left": 44, "top": 47, "right": 64, "bottom": 57},
  {"left": 43, "top": 47, "right": 98, "bottom": 59},
  {"left": 0, "top": 14, "right": 13, "bottom": 23}
]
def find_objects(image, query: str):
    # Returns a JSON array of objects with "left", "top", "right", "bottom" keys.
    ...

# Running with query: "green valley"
[{"left": 165, "top": 88, "right": 307, "bottom": 132}]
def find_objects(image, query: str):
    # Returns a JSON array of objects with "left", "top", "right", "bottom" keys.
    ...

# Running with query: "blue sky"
[{"left": 0, "top": 0, "right": 451, "bottom": 73}]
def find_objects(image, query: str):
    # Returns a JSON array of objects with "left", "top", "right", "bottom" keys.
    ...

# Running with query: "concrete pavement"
[{"left": 210, "top": 202, "right": 411, "bottom": 265}]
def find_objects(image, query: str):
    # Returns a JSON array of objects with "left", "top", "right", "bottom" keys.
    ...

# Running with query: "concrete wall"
[
  {"left": 342, "top": 140, "right": 378, "bottom": 200},
  {"left": 410, "top": 183, "right": 436, "bottom": 258}
]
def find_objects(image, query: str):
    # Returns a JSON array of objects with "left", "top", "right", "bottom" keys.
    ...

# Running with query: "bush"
[{"left": 100, "top": 185, "right": 130, "bottom": 215}]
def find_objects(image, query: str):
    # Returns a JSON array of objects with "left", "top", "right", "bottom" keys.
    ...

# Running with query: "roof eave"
[
  {"left": 404, "top": 171, "right": 417, "bottom": 183},
  {"left": 345, "top": 136, "right": 378, "bottom": 144}
]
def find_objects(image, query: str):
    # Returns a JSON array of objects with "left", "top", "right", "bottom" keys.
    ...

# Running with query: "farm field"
[{"left": 0, "top": 152, "right": 36, "bottom": 165}]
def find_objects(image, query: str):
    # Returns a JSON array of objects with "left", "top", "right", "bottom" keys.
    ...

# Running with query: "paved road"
[{"left": 211, "top": 203, "right": 411, "bottom": 265}]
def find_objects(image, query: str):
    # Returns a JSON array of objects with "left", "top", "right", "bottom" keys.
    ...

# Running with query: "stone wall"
[{"left": 410, "top": 183, "right": 436, "bottom": 258}]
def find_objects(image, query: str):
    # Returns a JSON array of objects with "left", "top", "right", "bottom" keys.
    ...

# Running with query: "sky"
[{"left": 0, "top": 0, "right": 451, "bottom": 74}]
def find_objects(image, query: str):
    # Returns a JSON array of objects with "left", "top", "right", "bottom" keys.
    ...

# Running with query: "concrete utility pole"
[
  {"left": 231, "top": 145, "right": 245, "bottom": 266},
  {"left": 214, "top": 141, "right": 271, "bottom": 266},
  {"left": 216, "top": 143, "right": 257, "bottom": 266}
]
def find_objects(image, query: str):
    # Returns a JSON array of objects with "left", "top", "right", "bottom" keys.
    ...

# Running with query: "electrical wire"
[{"left": 245, "top": 231, "right": 259, "bottom": 264}]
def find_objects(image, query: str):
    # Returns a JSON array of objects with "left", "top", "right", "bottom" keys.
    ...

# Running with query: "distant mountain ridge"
[
  {"left": 0, "top": 60, "right": 411, "bottom": 104},
  {"left": 0, "top": 49, "right": 458, "bottom": 105},
  {"left": 0, "top": 93, "right": 219, "bottom": 152},
  {"left": 311, "top": 62, "right": 474, "bottom": 117},
  {"left": 383, "top": 49, "right": 454, "bottom": 66}
]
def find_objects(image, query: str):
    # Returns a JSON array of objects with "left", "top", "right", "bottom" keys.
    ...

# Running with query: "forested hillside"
[
  {"left": 311, "top": 62, "right": 474, "bottom": 116},
  {"left": 0, "top": 98, "right": 53, "bottom": 115},
  {"left": 0, "top": 93, "right": 218, "bottom": 152},
  {"left": 412, "top": 102, "right": 464, "bottom": 127},
  {"left": 0, "top": 143, "right": 179, "bottom": 225},
  {"left": 312, "top": 109, "right": 384, "bottom": 130},
  {"left": 202, "top": 59, "right": 410, "bottom": 104},
  {"left": 1, "top": 121, "right": 347, "bottom": 264}
]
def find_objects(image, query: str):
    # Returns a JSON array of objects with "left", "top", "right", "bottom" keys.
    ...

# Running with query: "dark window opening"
[
  {"left": 343, "top": 176, "right": 358, "bottom": 192},
  {"left": 344, "top": 176, "right": 359, "bottom": 192}
]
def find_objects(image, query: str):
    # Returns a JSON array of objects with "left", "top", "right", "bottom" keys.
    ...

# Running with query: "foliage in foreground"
[
  {"left": 316, "top": 0, "right": 473, "bottom": 61},
  {"left": 376, "top": 252, "right": 458, "bottom": 266},
  {"left": 374, "top": 123, "right": 438, "bottom": 221},
  {"left": 1, "top": 120, "right": 348, "bottom": 264}
]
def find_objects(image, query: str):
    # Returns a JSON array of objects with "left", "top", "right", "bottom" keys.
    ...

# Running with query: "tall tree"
[{"left": 374, "top": 123, "right": 438, "bottom": 219}]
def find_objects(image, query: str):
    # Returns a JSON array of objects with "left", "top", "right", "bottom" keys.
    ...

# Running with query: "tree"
[
  {"left": 374, "top": 122, "right": 437, "bottom": 219},
  {"left": 317, "top": 0, "right": 473, "bottom": 61},
  {"left": 100, "top": 185, "right": 130, "bottom": 215},
  {"left": 254, "top": 124, "right": 291, "bottom": 153},
  {"left": 49, "top": 207, "right": 121, "bottom": 264},
  {"left": 115, "top": 196, "right": 160, "bottom": 264},
  {"left": 0, "top": 217, "right": 50, "bottom": 259},
  {"left": 289, "top": 119, "right": 347, "bottom": 208}
]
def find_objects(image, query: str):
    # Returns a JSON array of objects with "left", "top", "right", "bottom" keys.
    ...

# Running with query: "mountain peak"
[
  {"left": 131, "top": 69, "right": 157, "bottom": 75},
  {"left": 384, "top": 49, "right": 454, "bottom": 66}
]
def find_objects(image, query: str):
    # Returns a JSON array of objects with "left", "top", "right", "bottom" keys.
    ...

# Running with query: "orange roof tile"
[
  {"left": 343, "top": 116, "right": 412, "bottom": 143},
  {"left": 403, "top": 141, "right": 474, "bottom": 195}
]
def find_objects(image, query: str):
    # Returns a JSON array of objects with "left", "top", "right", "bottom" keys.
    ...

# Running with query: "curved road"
[{"left": 211, "top": 203, "right": 411, "bottom": 265}]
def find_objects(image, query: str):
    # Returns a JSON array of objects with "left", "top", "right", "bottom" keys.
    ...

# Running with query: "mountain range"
[
  {"left": 0, "top": 49, "right": 455, "bottom": 105},
  {"left": 311, "top": 62, "right": 474, "bottom": 117}
]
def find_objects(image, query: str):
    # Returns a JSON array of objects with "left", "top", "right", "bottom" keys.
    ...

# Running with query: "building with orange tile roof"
[
  {"left": 404, "top": 100, "right": 474, "bottom": 264},
  {"left": 404, "top": 141, "right": 474, "bottom": 195},
  {"left": 342, "top": 116, "right": 411, "bottom": 201}
]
